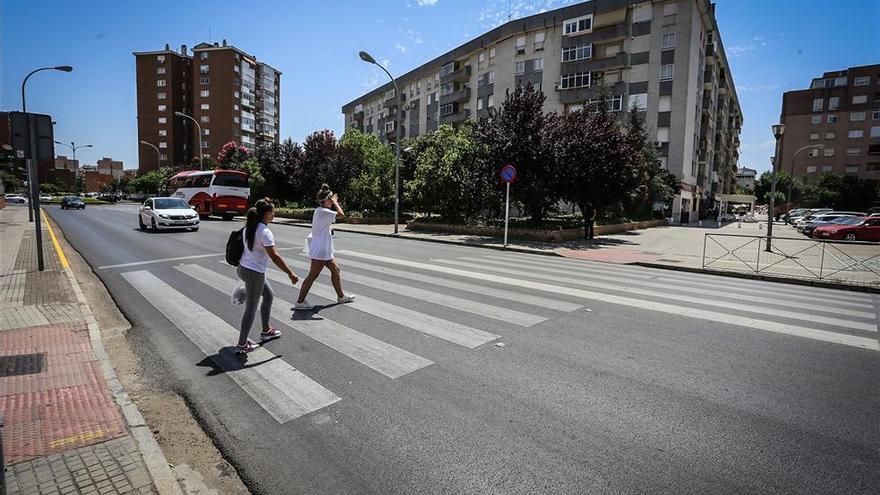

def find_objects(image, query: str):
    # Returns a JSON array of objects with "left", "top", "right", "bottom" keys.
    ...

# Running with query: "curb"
[{"left": 49, "top": 214, "right": 184, "bottom": 495}]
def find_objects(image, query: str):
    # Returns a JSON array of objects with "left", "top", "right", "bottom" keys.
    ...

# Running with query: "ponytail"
[{"left": 245, "top": 198, "right": 274, "bottom": 250}]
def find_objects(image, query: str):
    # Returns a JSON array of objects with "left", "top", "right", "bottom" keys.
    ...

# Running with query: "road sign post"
[
  {"left": 11, "top": 112, "right": 53, "bottom": 271},
  {"left": 499, "top": 165, "right": 517, "bottom": 248}
]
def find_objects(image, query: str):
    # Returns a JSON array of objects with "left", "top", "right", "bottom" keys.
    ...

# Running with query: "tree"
[
  {"left": 217, "top": 141, "right": 251, "bottom": 168},
  {"left": 754, "top": 170, "right": 800, "bottom": 205},
  {"left": 127, "top": 167, "right": 175, "bottom": 194},
  {"left": 344, "top": 130, "right": 395, "bottom": 212},
  {"left": 624, "top": 108, "right": 676, "bottom": 218},
  {"left": 1, "top": 170, "right": 24, "bottom": 193},
  {"left": 474, "top": 83, "right": 556, "bottom": 225},
  {"left": 256, "top": 138, "right": 304, "bottom": 203},
  {"left": 545, "top": 96, "right": 641, "bottom": 238}
]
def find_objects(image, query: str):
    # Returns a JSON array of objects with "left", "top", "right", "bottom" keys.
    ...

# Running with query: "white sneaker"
[
  {"left": 337, "top": 294, "right": 356, "bottom": 304},
  {"left": 293, "top": 301, "right": 315, "bottom": 311}
]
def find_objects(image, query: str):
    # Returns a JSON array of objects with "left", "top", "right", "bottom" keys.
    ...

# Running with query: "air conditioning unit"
[
  {"left": 553, "top": 83, "right": 560, "bottom": 91},
  {"left": 653, "top": 141, "right": 663, "bottom": 148}
]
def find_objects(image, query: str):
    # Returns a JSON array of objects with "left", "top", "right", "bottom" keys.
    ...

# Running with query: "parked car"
[
  {"left": 4, "top": 194, "right": 27, "bottom": 204},
  {"left": 793, "top": 209, "right": 834, "bottom": 229},
  {"left": 813, "top": 216, "right": 880, "bottom": 241},
  {"left": 783, "top": 208, "right": 807, "bottom": 224},
  {"left": 60, "top": 196, "right": 86, "bottom": 210},
  {"left": 801, "top": 212, "right": 865, "bottom": 237},
  {"left": 138, "top": 197, "right": 200, "bottom": 232}
]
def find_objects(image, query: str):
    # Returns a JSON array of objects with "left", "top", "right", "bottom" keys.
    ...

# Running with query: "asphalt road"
[{"left": 47, "top": 204, "right": 880, "bottom": 495}]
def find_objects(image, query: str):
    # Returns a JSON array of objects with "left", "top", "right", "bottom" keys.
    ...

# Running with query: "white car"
[
  {"left": 138, "top": 197, "right": 200, "bottom": 232},
  {"left": 4, "top": 194, "right": 27, "bottom": 205}
]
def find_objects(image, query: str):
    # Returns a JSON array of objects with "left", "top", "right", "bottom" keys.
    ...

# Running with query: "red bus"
[{"left": 167, "top": 170, "right": 249, "bottom": 220}]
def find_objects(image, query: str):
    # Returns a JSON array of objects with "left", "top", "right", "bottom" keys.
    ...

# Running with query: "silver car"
[{"left": 138, "top": 197, "right": 200, "bottom": 232}]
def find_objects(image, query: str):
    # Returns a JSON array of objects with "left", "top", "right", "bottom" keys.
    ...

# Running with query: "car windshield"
[
  {"left": 154, "top": 198, "right": 191, "bottom": 210},
  {"left": 65, "top": 196, "right": 78, "bottom": 201}
]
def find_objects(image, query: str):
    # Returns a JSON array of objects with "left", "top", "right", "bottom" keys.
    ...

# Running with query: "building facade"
[
  {"left": 779, "top": 64, "right": 880, "bottom": 181},
  {"left": 342, "top": 0, "right": 741, "bottom": 224},
  {"left": 735, "top": 166, "right": 756, "bottom": 191},
  {"left": 134, "top": 40, "right": 281, "bottom": 174},
  {"left": 96, "top": 157, "right": 124, "bottom": 181}
]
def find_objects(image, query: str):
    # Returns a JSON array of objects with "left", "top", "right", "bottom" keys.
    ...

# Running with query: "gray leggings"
[{"left": 237, "top": 265, "right": 274, "bottom": 346}]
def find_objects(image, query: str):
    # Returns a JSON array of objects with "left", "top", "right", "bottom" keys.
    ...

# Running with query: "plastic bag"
[
  {"left": 303, "top": 233, "right": 312, "bottom": 255},
  {"left": 231, "top": 285, "right": 246, "bottom": 305}
]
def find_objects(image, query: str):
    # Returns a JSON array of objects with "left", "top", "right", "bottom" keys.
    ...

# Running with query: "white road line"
[
  {"left": 177, "top": 264, "right": 433, "bottom": 378},
  {"left": 263, "top": 269, "right": 501, "bottom": 349},
  {"left": 120, "top": 270, "right": 340, "bottom": 423},
  {"left": 283, "top": 260, "right": 545, "bottom": 327},
  {"left": 435, "top": 258, "right": 877, "bottom": 333},
  {"left": 456, "top": 256, "right": 877, "bottom": 320},
  {"left": 329, "top": 257, "right": 582, "bottom": 313},
  {"left": 98, "top": 247, "right": 298, "bottom": 270},
  {"left": 337, "top": 250, "right": 879, "bottom": 351}
]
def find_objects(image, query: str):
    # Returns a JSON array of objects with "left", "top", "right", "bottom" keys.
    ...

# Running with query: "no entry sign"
[{"left": 499, "top": 164, "right": 517, "bottom": 183}]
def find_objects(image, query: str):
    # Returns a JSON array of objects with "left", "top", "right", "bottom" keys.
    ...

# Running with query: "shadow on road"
[{"left": 196, "top": 348, "right": 283, "bottom": 376}]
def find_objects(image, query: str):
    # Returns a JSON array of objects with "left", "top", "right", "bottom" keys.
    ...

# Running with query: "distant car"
[
  {"left": 801, "top": 213, "right": 865, "bottom": 237},
  {"left": 4, "top": 194, "right": 27, "bottom": 205},
  {"left": 60, "top": 196, "right": 85, "bottom": 210},
  {"left": 784, "top": 208, "right": 808, "bottom": 224},
  {"left": 138, "top": 197, "right": 200, "bottom": 232},
  {"left": 793, "top": 209, "right": 834, "bottom": 229},
  {"left": 814, "top": 216, "right": 880, "bottom": 241},
  {"left": 39, "top": 194, "right": 53, "bottom": 202}
]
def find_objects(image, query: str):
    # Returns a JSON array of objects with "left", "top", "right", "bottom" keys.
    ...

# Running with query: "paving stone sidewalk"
[{"left": 1, "top": 206, "right": 161, "bottom": 495}]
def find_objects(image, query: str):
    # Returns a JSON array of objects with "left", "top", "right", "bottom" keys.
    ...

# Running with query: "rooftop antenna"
[
  {"left": 508, "top": 0, "right": 512, "bottom": 21},
  {"left": 208, "top": 27, "right": 212, "bottom": 43}
]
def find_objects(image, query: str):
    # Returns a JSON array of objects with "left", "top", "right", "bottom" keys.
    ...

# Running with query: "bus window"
[
  {"left": 212, "top": 174, "right": 248, "bottom": 188},
  {"left": 181, "top": 175, "right": 211, "bottom": 188}
]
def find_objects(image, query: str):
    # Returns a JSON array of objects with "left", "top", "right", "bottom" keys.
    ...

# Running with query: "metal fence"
[{"left": 702, "top": 233, "right": 880, "bottom": 287}]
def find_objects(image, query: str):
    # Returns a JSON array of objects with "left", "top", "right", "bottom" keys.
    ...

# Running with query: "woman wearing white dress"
[{"left": 294, "top": 184, "right": 354, "bottom": 310}]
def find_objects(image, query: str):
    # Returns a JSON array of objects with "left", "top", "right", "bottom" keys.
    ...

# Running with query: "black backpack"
[{"left": 226, "top": 228, "right": 245, "bottom": 266}]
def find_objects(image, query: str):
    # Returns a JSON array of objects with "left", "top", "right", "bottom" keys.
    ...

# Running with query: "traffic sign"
[{"left": 499, "top": 164, "right": 516, "bottom": 183}]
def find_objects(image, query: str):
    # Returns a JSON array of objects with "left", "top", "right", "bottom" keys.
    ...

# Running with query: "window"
[
  {"left": 828, "top": 97, "right": 839, "bottom": 110},
  {"left": 811, "top": 115, "right": 822, "bottom": 124},
  {"left": 158, "top": 105, "right": 166, "bottom": 111},
  {"left": 658, "top": 95, "right": 671, "bottom": 112},
  {"left": 199, "top": 103, "right": 209, "bottom": 110},
  {"left": 563, "top": 15, "right": 593, "bottom": 35},
  {"left": 851, "top": 112, "right": 866, "bottom": 121},
  {"left": 477, "top": 98, "right": 484, "bottom": 110},
  {"left": 872, "top": 126, "right": 880, "bottom": 138},
  {"left": 656, "top": 127, "right": 670, "bottom": 143},
  {"left": 157, "top": 55, "right": 165, "bottom": 63},
  {"left": 158, "top": 142, "right": 167, "bottom": 149},
  {"left": 440, "top": 103, "right": 454, "bottom": 116},
  {"left": 806, "top": 165, "right": 817, "bottom": 173},
  {"left": 632, "top": 3, "right": 653, "bottom": 22},
  {"left": 157, "top": 92, "right": 166, "bottom": 100},
  {"left": 158, "top": 117, "right": 166, "bottom": 124},
  {"left": 157, "top": 67, "right": 166, "bottom": 75},
  {"left": 628, "top": 93, "right": 648, "bottom": 111},
  {"left": 200, "top": 52, "right": 208, "bottom": 60},
  {"left": 821, "top": 165, "right": 833, "bottom": 173},
  {"left": 852, "top": 95, "right": 868, "bottom": 104},
  {"left": 202, "top": 141, "right": 209, "bottom": 149},
  {"left": 489, "top": 47, "right": 496, "bottom": 59},
  {"left": 827, "top": 114, "right": 837, "bottom": 123},
  {"left": 440, "top": 82, "right": 454, "bottom": 96},
  {"left": 854, "top": 76, "right": 870, "bottom": 86},
  {"left": 661, "top": 33, "right": 675, "bottom": 50},
  {"left": 440, "top": 62, "right": 455, "bottom": 77},
  {"left": 159, "top": 153, "right": 168, "bottom": 161},
  {"left": 868, "top": 163, "right": 880, "bottom": 172},
  {"left": 610, "top": 94, "right": 623, "bottom": 111},
  {"left": 560, "top": 72, "right": 591, "bottom": 89},
  {"left": 234, "top": 116, "right": 240, "bottom": 124},
  {"left": 200, "top": 90, "right": 210, "bottom": 97},
  {"left": 849, "top": 129, "right": 864, "bottom": 138},
  {"left": 159, "top": 129, "right": 167, "bottom": 136},
  {"left": 825, "top": 131, "right": 836, "bottom": 139},
  {"left": 515, "top": 61, "right": 525, "bottom": 75},
  {"left": 200, "top": 116, "right": 210, "bottom": 123},
  {"left": 812, "top": 98, "right": 823, "bottom": 112},
  {"left": 516, "top": 36, "right": 526, "bottom": 55},
  {"left": 823, "top": 147, "right": 835, "bottom": 157},
  {"left": 533, "top": 58, "right": 544, "bottom": 71},
  {"left": 200, "top": 77, "right": 210, "bottom": 85},
  {"left": 660, "top": 64, "right": 674, "bottom": 81},
  {"left": 488, "top": 94, "right": 495, "bottom": 108},
  {"left": 809, "top": 132, "right": 819, "bottom": 141},
  {"left": 847, "top": 147, "right": 862, "bottom": 156},
  {"left": 561, "top": 43, "right": 592, "bottom": 62},
  {"left": 845, "top": 165, "right": 860, "bottom": 174},
  {"left": 479, "top": 52, "right": 486, "bottom": 64},
  {"left": 488, "top": 71, "right": 495, "bottom": 84},
  {"left": 202, "top": 129, "right": 210, "bottom": 136},
  {"left": 157, "top": 79, "right": 166, "bottom": 87},
  {"left": 808, "top": 149, "right": 820, "bottom": 157},
  {"left": 534, "top": 31, "right": 545, "bottom": 50},
  {"left": 874, "top": 109, "right": 880, "bottom": 120},
  {"left": 199, "top": 64, "right": 209, "bottom": 74}
]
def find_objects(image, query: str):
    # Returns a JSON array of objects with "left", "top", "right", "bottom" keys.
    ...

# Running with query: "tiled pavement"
[{"left": 1, "top": 207, "right": 159, "bottom": 494}]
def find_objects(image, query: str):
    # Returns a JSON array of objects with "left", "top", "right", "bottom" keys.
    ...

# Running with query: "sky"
[{"left": 1, "top": 0, "right": 878, "bottom": 172}]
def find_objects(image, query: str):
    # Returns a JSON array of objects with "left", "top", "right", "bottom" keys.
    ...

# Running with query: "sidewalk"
[
  {"left": 268, "top": 216, "right": 879, "bottom": 290},
  {"left": 1, "top": 206, "right": 179, "bottom": 495}
]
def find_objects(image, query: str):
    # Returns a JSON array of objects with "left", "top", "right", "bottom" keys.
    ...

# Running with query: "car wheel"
[
  {"left": 151, "top": 218, "right": 158, "bottom": 232},
  {"left": 138, "top": 216, "right": 146, "bottom": 231},
  {"left": 844, "top": 233, "right": 857, "bottom": 241},
  {"left": 221, "top": 214, "right": 234, "bottom": 221},
  {"left": 191, "top": 227, "right": 199, "bottom": 232}
]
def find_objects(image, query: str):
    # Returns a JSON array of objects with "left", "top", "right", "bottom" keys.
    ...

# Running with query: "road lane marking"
[
  {"left": 435, "top": 258, "right": 877, "bottom": 333},
  {"left": 177, "top": 264, "right": 433, "bottom": 378},
  {"left": 262, "top": 269, "right": 501, "bottom": 348},
  {"left": 98, "top": 247, "right": 298, "bottom": 270},
  {"left": 337, "top": 250, "right": 879, "bottom": 351},
  {"left": 120, "top": 270, "right": 340, "bottom": 423},
  {"left": 42, "top": 208, "right": 69, "bottom": 268}
]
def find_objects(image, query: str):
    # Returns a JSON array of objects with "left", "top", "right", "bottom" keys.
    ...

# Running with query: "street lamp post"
[
  {"left": 139, "top": 140, "right": 161, "bottom": 169},
  {"left": 766, "top": 123, "right": 785, "bottom": 252},
  {"left": 359, "top": 50, "right": 401, "bottom": 235},
  {"left": 21, "top": 65, "right": 73, "bottom": 223},
  {"left": 175, "top": 111, "right": 203, "bottom": 170},
  {"left": 54, "top": 141, "right": 92, "bottom": 164},
  {"left": 786, "top": 144, "right": 824, "bottom": 211}
]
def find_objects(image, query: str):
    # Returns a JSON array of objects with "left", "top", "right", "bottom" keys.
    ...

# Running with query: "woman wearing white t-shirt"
[
  {"left": 294, "top": 184, "right": 354, "bottom": 310},
  {"left": 236, "top": 198, "right": 299, "bottom": 354}
]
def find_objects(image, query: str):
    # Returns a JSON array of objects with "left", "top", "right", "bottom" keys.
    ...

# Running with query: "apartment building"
[
  {"left": 779, "top": 64, "right": 880, "bottom": 181},
  {"left": 97, "top": 157, "right": 124, "bottom": 181},
  {"left": 343, "top": 0, "right": 742, "bottom": 224},
  {"left": 134, "top": 40, "right": 281, "bottom": 173}
]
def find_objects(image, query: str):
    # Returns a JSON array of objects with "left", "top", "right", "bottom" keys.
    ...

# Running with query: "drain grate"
[{"left": 0, "top": 353, "right": 47, "bottom": 377}]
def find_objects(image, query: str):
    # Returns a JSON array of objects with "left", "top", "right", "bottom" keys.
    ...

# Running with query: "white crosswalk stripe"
[
  {"left": 433, "top": 258, "right": 877, "bottom": 332},
  {"left": 120, "top": 270, "right": 340, "bottom": 423},
  {"left": 263, "top": 268, "right": 501, "bottom": 348},
  {"left": 337, "top": 250, "right": 879, "bottom": 351},
  {"left": 176, "top": 264, "right": 434, "bottom": 379}
]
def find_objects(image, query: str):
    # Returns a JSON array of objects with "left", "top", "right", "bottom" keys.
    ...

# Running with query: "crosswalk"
[{"left": 117, "top": 248, "right": 879, "bottom": 424}]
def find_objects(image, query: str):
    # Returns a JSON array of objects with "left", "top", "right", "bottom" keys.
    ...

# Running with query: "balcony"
[
  {"left": 439, "top": 108, "right": 471, "bottom": 125},
  {"left": 440, "top": 87, "right": 470, "bottom": 105},
  {"left": 589, "top": 52, "right": 628, "bottom": 72},
  {"left": 588, "top": 22, "right": 627, "bottom": 44},
  {"left": 440, "top": 64, "right": 471, "bottom": 82},
  {"left": 384, "top": 92, "right": 405, "bottom": 108}
]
